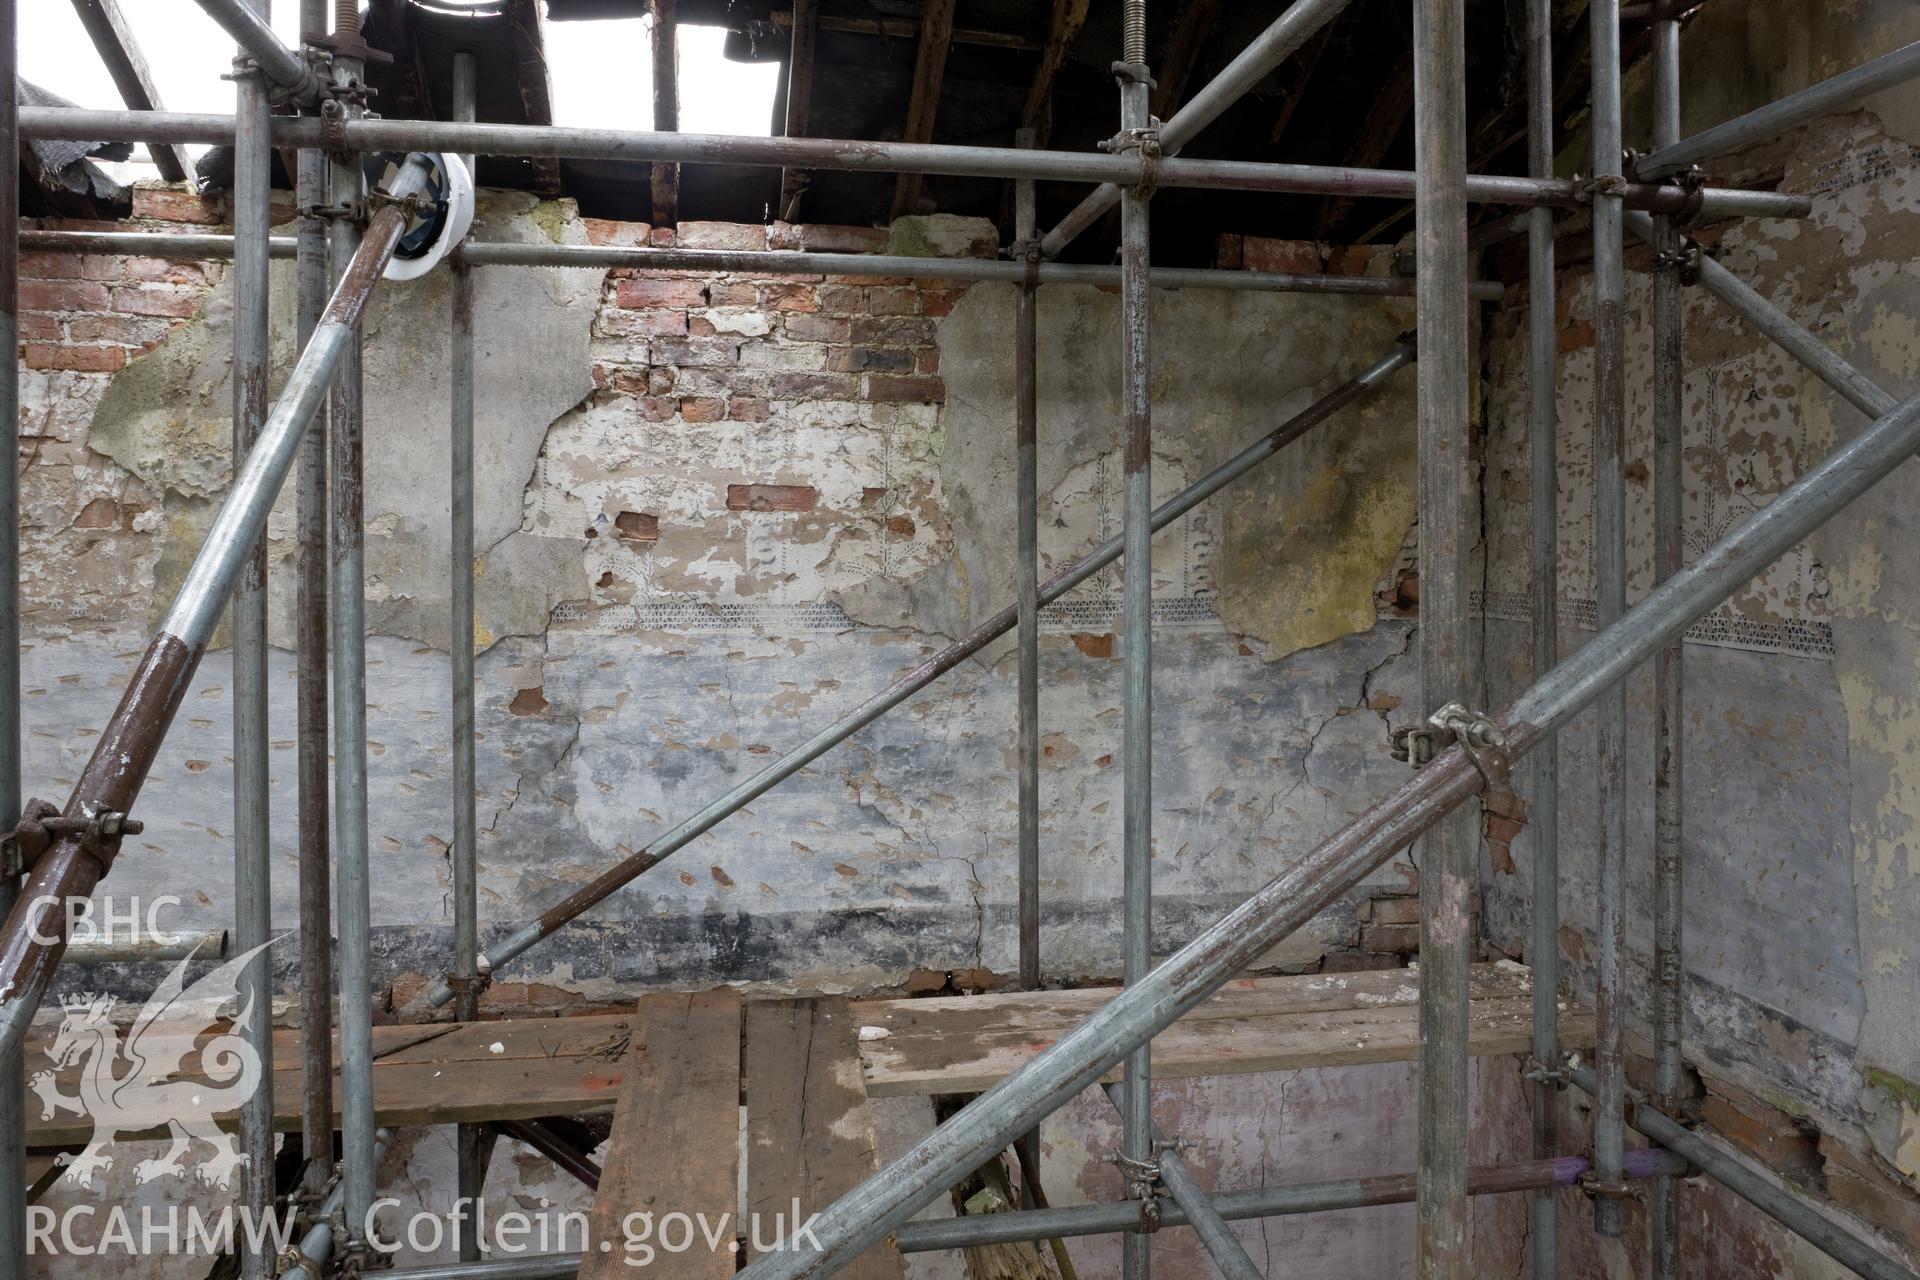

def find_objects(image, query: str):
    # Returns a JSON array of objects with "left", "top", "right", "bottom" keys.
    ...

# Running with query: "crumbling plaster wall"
[
  {"left": 19, "top": 195, "right": 1431, "bottom": 1003},
  {"left": 1482, "top": 14, "right": 1920, "bottom": 1272},
  {"left": 14, "top": 188, "right": 1500, "bottom": 1280}
]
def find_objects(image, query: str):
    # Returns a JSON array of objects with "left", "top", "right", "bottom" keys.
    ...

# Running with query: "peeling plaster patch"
[
  {"left": 1803, "top": 266, "right": 1920, "bottom": 1163},
  {"left": 522, "top": 396, "right": 951, "bottom": 621},
  {"left": 80, "top": 191, "right": 601, "bottom": 649},
  {"left": 1217, "top": 401, "right": 1417, "bottom": 656}
]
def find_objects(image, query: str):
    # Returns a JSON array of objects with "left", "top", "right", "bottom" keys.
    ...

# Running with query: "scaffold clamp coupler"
[
  {"left": 443, "top": 970, "right": 492, "bottom": 999},
  {"left": 1389, "top": 724, "right": 1442, "bottom": 769},
  {"left": 1523, "top": 1055, "right": 1570, "bottom": 1090},
  {"left": 1430, "top": 702, "right": 1512, "bottom": 790},
  {"left": 1655, "top": 239, "right": 1706, "bottom": 285},
  {"left": 1579, "top": 1173, "right": 1647, "bottom": 1205},
  {"left": 320, "top": 97, "right": 354, "bottom": 158},
  {"left": 1579, "top": 172, "right": 1630, "bottom": 202},
  {"left": 1008, "top": 237, "right": 1044, "bottom": 283},
  {"left": 367, "top": 184, "right": 427, "bottom": 221},
  {"left": 2, "top": 798, "right": 58, "bottom": 877},
  {"left": 1672, "top": 163, "right": 1710, "bottom": 228},
  {"left": 299, "top": 198, "right": 366, "bottom": 224},
  {"left": 1100, "top": 120, "right": 1164, "bottom": 199},
  {"left": 1105, "top": 1148, "right": 1165, "bottom": 1223},
  {"left": 276, "top": 1246, "right": 325, "bottom": 1280},
  {"left": 8, "top": 799, "right": 142, "bottom": 875}
]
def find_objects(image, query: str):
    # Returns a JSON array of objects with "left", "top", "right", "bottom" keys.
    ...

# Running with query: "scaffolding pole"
[
  {"left": 1100, "top": 1083, "right": 1264, "bottom": 1280},
  {"left": 1014, "top": 129, "right": 1041, "bottom": 995},
  {"left": 1524, "top": 0, "right": 1560, "bottom": 1271},
  {"left": 897, "top": 1147, "right": 1689, "bottom": 1252},
  {"left": 1038, "top": 0, "right": 1354, "bottom": 258},
  {"left": 18, "top": 229, "right": 1505, "bottom": 300},
  {"left": 1012, "top": 127, "right": 1044, "bottom": 1204},
  {"left": 345, "top": 1149, "right": 1692, "bottom": 1280},
  {"left": 448, "top": 49, "right": 491, "bottom": 1264},
  {"left": 1649, "top": 5, "right": 1687, "bottom": 1275},
  {"left": 1116, "top": 43, "right": 1154, "bottom": 1280},
  {"left": 0, "top": 152, "right": 437, "bottom": 1069},
  {"left": 1569, "top": 1068, "right": 1920, "bottom": 1280},
  {"left": 0, "top": 1, "right": 22, "bottom": 1269},
  {"left": 1587, "top": 0, "right": 1630, "bottom": 1240},
  {"left": 420, "top": 347, "right": 1412, "bottom": 1007},
  {"left": 229, "top": 5, "right": 275, "bottom": 1272},
  {"left": 13, "top": 106, "right": 1813, "bottom": 221},
  {"left": 1637, "top": 38, "right": 1920, "bottom": 179},
  {"left": 727, "top": 349, "right": 1920, "bottom": 1280},
  {"left": 193, "top": 0, "right": 323, "bottom": 103},
  {"left": 293, "top": 1, "right": 335, "bottom": 1207},
  {"left": 328, "top": 40, "right": 380, "bottom": 1254},
  {"left": 1624, "top": 211, "right": 1898, "bottom": 419},
  {"left": 1413, "top": 0, "right": 1473, "bottom": 1274}
]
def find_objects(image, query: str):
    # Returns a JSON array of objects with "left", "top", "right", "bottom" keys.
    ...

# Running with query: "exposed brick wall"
[
  {"left": 1215, "top": 232, "right": 1384, "bottom": 279},
  {"left": 18, "top": 241, "right": 218, "bottom": 372},
  {"left": 14, "top": 187, "right": 989, "bottom": 630},
  {"left": 15, "top": 185, "right": 247, "bottom": 627},
  {"left": 583, "top": 214, "right": 968, "bottom": 432}
]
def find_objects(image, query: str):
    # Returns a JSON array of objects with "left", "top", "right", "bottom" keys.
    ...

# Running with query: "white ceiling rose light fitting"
[{"left": 377, "top": 149, "right": 475, "bottom": 280}]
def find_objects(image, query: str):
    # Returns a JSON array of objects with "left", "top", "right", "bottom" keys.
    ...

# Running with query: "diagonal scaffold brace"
[
  {"left": 420, "top": 341, "right": 1416, "bottom": 1008},
  {"left": 727, "top": 366, "right": 1920, "bottom": 1279},
  {"left": 0, "top": 154, "right": 442, "bottom": 1064}
]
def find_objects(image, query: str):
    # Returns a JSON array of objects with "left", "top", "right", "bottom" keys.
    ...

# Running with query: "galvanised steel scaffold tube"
[
  {"left": 1116, "top": 61, "right": 1155, "bottom": 1280},
  {"left": 293, "top": 0, "right": 336, "bottom": 1208},
  {"left": 729, "top": 356, "right": 1920, "bottom": 1280},
  {"left": 19, "top": 230, "right": 1506, "bottom": 300},
  {"left": 1100, "top": 1083, "right": 1263, "bottom": 1280},
  {"left": 1622, "top": 210, "right": 1899, "bottom": 419},
  {"left": 1524, "top": 0, "right": 1561, "bottom": 1271},
  {"left": 897, "top": 1147, "right": 1690, "bottom": 1252},
  {"left": 1568, "top": 1068, "right": 1920, "bottom": 1280},
  {"left": 1412, "top": 0, "right": 1474, "bottom": 1274},
  {"left": 0, "top": 1, "right": 24, "bottom": 1268},
  {"left": 1039, "top": 0, "right": 1355, "bottom": 259},
  {"left": 310, "top": 1150, "right": 1694, "bottom": 1275},
  {"left": 0, "top": 152, "right": 438, "bottom": 1072},
  {"left": 191, "top": 0, "right": 324, "bottom": 104},
  {"left": 420, "top": 345, "right": 1416, "bottom": 1007},
  {"left": 62, "top": 929, "right": 230, "bottom": 964},
  {"left": 1013, "top": 127, "right": 1041, "bottom": 994},
  {"left": 449, "top": 50, "right": 489, "bottom": 1266},
  {"left": 1649, "top": 8, "right": 1687, "bottom": 1277},
  {"left": 376, "top": 1258, "right": 583, "bottom": 1280},
  {"left": 1011, "top": 126, "right": 1045, "bottom": 1221},
  {"left": 1587, "top": 0, "right": 1630, "bottom": 1240},
  {"left": 277, "top": 1128, "right": 394, "bottom": 1279},
  {"left": 229, "top": 13, "right": 277, "bottom": 1273},
  {"left": 329, "top": 58, "right": 379, "bottom": 1250},
  {"left": 1638, "top": 39, "right": 1920, "bottom": 180},
  {"left": 14, "top": 106, "right": 1815, "bottom": 221}
]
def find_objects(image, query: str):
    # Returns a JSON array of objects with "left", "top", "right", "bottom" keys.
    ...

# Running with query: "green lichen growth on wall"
[
  {"left": 529, "top": 199, "right": 571, "bottom": 245},
  {"left": 1869, "top": 1066, "right": 1920, "bottom": 1111}
]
